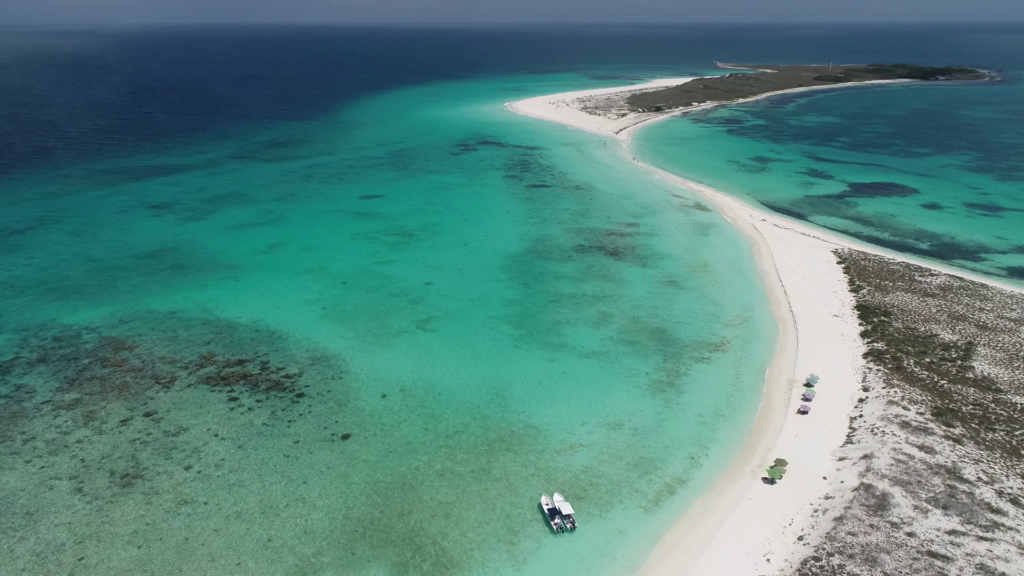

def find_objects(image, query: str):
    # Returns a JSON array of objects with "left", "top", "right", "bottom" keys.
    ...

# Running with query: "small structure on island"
[{"left": 764, "top": 458, "right": 788, "bottom": 485}]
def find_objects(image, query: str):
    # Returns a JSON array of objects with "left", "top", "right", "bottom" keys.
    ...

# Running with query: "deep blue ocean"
[
  {"left": 1, "top": 24, "right": 1021, "bottom": 575},
  {"left": 5, "top": 25, "right": 1020, "bottom": 175}
]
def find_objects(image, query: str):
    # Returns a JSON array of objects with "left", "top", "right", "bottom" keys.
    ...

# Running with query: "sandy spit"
[{"left": 505, "top": 78, "right": 1022, "bottom": 575}]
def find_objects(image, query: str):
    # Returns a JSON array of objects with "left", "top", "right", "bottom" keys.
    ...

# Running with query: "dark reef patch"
[
  {"left": 358, "top": 195, "right": 384, "bottom": 200},
  {"left": 833, "top": 182, "right": 921, "bottom": 200},
  {"left": 475, "top": 140, "right": 543, "bottom": 151},
  {"left": 447, "top": 135, "right": 568, "bottom": 193},
  {"left": 920, "top": 202, "right": 945, "bottom": 211},
  {"left": 839, "top": 230, "right": 989, "bottom": 263},
  {"left": 0, "top": 240, "right": 231, "bottom": 310},
  {"left": 804, "top": 153, "right": 889, "bottom": 168},
  {"left": 757, "top": 193, "right": 1024, "bottom": 274},
  {"left": 697, "top": 116, "right": 750, "bottom": 126},
  {"left": 727, "top": 159, "right": 767, "bottom": 174},
  {"left": 667, "top": 194, "right": 713, "bottom": 212},
  {"left": 140, "top": 191, "right": 255, "bottom": 225},
  {"left": 226, "top": 133, "right": 339, "bottom": 165},
  {"left": 570, "top": 224, "right": 652, "bottom": 267},
  {"left": 451, "top": 137, "right": 544, "bottom": 156},
  {"left": 80, "top": 161, "right": 226, "bottom": 188},
  {"left": 500, "top": 148, "right": 571, "bottom": 192},
  {"left": 146, "top": 201, "right": 180, "bottom": 213},
  {"left": 1003, "top": 266, "right": 1024, "bottom": 279},
  {"left": 963, "top": 202, "right": 1022, "bottom": 214},
  {"left": 801, "top": 168, "right": 836, "bottom": 181},
  {"left": 0, "top": 312, "right": 346, "bottom": 497},
  {"left": 683, "top": 83, "right": 1024, "bottom": 183},
  {"left": 761, "top": 202, "right": 809, "bottom": 221},
  {"left": 749, "top": 155, "right": 791, "bottom": 166}
]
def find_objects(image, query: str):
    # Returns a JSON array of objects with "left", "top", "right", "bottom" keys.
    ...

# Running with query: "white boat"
[
  {"left": 553, "top": 492, "right": 577, "bottom": 531},
  {"left": 541, "top": 494, "right": 564, "bottom": 533}
]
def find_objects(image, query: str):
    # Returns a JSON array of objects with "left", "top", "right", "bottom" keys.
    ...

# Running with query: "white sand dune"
[{"left": 506, "top": 79, "right": 1020, "bottom": 575}]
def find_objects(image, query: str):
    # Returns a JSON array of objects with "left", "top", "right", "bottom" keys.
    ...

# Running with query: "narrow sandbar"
[{"left": 506, "top": 74, "right": 1020, "bottom": 575}]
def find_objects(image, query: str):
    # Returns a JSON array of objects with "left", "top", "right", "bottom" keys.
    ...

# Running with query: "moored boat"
[
  {"left": 553, "top": 492, "right": 577, "bottom": 531},
  {"left": 541, "top": 494, "right": 565, "bottom": 533}
]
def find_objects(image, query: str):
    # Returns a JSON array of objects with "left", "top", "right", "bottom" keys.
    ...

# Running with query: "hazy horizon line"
[{"left": 2, "top": 20, "right": 1024, "bottom": 28}]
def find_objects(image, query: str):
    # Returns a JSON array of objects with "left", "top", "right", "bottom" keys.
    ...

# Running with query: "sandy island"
[{"left": 506, "top": 76, "right": 1023, "bottom": 575}]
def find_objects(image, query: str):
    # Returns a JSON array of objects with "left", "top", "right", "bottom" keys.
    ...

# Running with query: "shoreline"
[
  {"left": 507, "top": 76, "right": 918, "bottom": 144},
  {"left": 506, "top": 78, "right": 1021, "bottom": 292},
  {"left": 632, "top": 164, "right": 864, "bottom": 575},
  {"left": 505, "top": 78, "right": 1023, "bottom": 575}
]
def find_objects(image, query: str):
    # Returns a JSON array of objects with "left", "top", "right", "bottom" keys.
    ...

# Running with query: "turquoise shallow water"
[
  {"left": 9, "top": 24, "right": 1023, "bottom": 575},
  {"left": 633, "top": 78, "right": 1024, "bottom": 281},
  {"left": 0, "top": 71, "right": 775, "bottom": 574}
]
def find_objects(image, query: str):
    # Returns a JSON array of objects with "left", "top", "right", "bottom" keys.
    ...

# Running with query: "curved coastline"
[{"left": 506, "top": 78, "right": 1024, "bottom": 575}]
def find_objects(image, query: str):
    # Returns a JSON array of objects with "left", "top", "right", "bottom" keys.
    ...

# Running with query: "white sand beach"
[
  {"left": 507, "top": 77, "right": 697, "bottom": 138},
  {"left": 506, "top": 78, "right": 1021, "bottom": 575}
]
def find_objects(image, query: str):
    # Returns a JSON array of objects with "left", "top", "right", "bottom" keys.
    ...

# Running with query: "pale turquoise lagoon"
[
  {"left": 632, "top": 80, "right": 1024, "bottom": 281},
  {"left": 0, "top": 71, "right": 776, "bottom": 575}
]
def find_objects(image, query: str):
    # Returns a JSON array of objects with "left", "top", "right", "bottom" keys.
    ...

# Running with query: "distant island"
[
  {"left": 509, "top": 64, "right": 994, "bottom": 139},
  {"left": 627, "top": 63, "right": 990, "bottom": 113}
]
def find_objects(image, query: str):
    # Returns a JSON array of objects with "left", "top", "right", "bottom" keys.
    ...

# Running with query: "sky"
[{"left": 0, "top": 0, "right": 1022, "bottom": 24}]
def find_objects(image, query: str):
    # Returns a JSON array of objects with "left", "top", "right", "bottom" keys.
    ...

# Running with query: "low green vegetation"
[
  {"left": 836, "top": 249, "right": 1023, "bottom": 462},
  {"left": 813, "top": 63, "right": 986, "bottom": 83},
  {"left": 627, "top": 63, "right": 988, "bottom": 112},
  {"left": 795, "top": 250, "right": 1024, "bottom": 576}
]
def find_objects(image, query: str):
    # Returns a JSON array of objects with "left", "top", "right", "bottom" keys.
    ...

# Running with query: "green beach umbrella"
[
  {"left": 807, "top": 374, "right": 820, "bottom": 384},
  {"left": 804, "top": 388, "right": 817, "bottom": 396},
  {"left": 774, "top": 458, "right": 789, "bottom": 467},
  {"left": 765, "top": 468, "right": 782, "bottom": 480}
]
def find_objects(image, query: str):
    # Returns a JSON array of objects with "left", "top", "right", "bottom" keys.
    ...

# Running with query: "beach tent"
[
  {"left": 798, "top": 404, "right": 812, "bottom": 414},
  {"left": 807, "top": 374, "right": 820, "bottom": 385},
  {"left": 801, "top": 393, "right": 814, "bottom": 402},
  {"left": 765, "top": 468, "right": 782, "bottom": 480},
  {"left": 774, "top": 458, "right": 789, "bottom": 467}
]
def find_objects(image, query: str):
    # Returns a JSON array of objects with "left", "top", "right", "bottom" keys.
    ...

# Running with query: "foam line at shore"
[{"left": 506, "top": 78, "right": 1022, "bottom": 575}]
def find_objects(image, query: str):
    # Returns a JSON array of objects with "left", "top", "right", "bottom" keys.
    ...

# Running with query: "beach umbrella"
[
  {"left": 765, "top": 468, "right": 782, "bottom": 480},
  {"left": 807, "top": 374, "right": 820, "bottom": 384},
  {"left": 801, "top": 393, "right": 814, "bottom": 401},
  {"left": 804, "top": 388, "right": 817, "bottom": 396},
  {"left": 799, "top": 404, "right": 812, "bottom": 413},
  {"left": 774, "top": 458, "right": 789, "bottom": 467}
]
